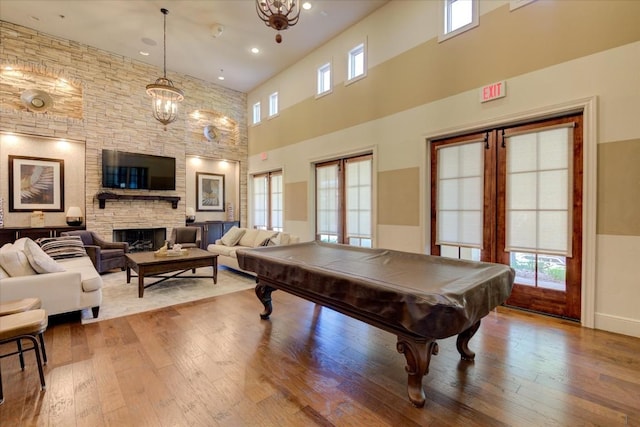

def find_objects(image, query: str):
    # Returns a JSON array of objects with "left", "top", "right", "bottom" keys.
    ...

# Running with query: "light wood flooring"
[{"left": 1, "top": 288, "right": 639, "bottom": 426}]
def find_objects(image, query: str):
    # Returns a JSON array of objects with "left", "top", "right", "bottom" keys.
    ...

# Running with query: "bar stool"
[
  {"left": 0, "top": 309, "right": 48, "bottom": 404},
  {"left": 0, "top": 298, "right": 47, "bottom": 365}
]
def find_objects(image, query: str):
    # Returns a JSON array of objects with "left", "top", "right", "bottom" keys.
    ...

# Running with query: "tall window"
[
  {"left": 252, "top": 171, "right": 283, "bottom": 231},
  {"left": 252, "top": 102, "right": 261, "bottom": 124},
  {"left": 347, "top": 43, "right": 366, "bottom": 82},
  {"left": 440, "top": 0, "right": 478, "bottom": 41},
  {"left": 317, "top": 62, "right": 332, "bottom": 95},
  {"left": 269, "top": 92, "right": 278, "bottom": 117},
  {"left": 316, "top": 154, "right": 372, "bottom": 247}
]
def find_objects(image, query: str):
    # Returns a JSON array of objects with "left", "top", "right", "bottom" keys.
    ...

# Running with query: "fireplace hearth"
[{"left": 114, "top": 228, "right": 166, "bottom": 252}]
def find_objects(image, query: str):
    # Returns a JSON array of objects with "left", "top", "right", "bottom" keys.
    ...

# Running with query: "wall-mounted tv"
[{"left": 102, "top": 149, "right": 176, "bottom": 190}]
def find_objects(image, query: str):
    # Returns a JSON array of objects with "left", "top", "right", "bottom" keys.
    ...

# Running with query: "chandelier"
[
  {"left": 256, "top": 0, "right": 300, "bottom": 43},
  {"left": 146, "top": 8, "right": 184, "bottom": 128}
]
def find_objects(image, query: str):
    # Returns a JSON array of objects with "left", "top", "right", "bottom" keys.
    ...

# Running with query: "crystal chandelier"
[
  {"left": 256, "top": 0, "right": 300, "bottom": 43},
  {"left": 146, "top": 8, "right": 184, "bottom": 127}
]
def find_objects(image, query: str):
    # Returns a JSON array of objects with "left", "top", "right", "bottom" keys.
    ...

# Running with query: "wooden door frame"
[
  {"left": 497, "top": 114, "right": 583, "bottom": 320},
  {"left": 423, "top": 97, "right": 597, "bottom": 328}
]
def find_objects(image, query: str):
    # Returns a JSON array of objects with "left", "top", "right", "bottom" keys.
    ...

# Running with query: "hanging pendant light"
[
  {"left": 146, "top": 8, "right": 184, "bottom": 128},
  {"left": 256, "top": 0, "right": 300, "bottom": 43}
]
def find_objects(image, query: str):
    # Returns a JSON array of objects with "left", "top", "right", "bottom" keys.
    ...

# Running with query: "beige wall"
[
  {"left": 185, "top": 156, "right": 239, "bottom": 223},
  {"left": 0, "top": 133, "right": 85, "bottom": 226},
  {"left": 0, "top": 21, "right": 249, "bottom": 239},
  {"left": 597, "top": 139, "right": 640, "bottom": 236},
  {"left": 247, "top": 1, "right": 640, "bottom": 338}
]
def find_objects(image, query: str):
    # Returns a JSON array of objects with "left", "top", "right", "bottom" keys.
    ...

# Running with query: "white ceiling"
[{"left": 0, "top": 0, "right": 389, "bottom": 93}]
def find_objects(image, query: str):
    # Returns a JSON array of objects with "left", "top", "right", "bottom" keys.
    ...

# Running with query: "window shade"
[
  {"left": 252, "top": 175, "right": 268, "bottom": 229},
  {"left": 436, "top": 141, "right": 484, "bottom": 248},
  {"left": 316, "top": 164, "right": 339, "bottom": 235},
  {"left": 270, "top": 173, "right": 283, "bottom": 229},
  {"left": 346, "top": 157, "right": 372, "bottom": 239},
  {"left": 505, "top": 126, "right": 573, "bottom": 256}
]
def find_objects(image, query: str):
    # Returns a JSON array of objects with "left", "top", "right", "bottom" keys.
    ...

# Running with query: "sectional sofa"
[
  {"left": 206, "top": 226, "right": 299, "bottom": 274},
  {"left": 0, "top": 237, "right": 103, "bottom": 318}
]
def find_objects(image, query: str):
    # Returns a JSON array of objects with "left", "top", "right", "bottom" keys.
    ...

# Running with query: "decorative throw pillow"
[
  {"left": 23, "top": 238, "right": 65, "bottom": 274},
  {"left": 0, "top": 242, "right": 37, "bottom": 277},
  {"left": 259, "top": 237, "right": 273, "bottom": 247},
  {"left": 220, "top": 226, "right": 246, "bottom": 247},
  {"left": 270, "top": 233, "right": 282, "bottom": 246},
  {"left": 37, "top": 236, "right": 87, "bottom": 259}
]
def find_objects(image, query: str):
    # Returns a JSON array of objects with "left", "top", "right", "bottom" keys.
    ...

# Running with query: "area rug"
[{"left": 81, "top": 267, "right": 255, "bottom": 324}]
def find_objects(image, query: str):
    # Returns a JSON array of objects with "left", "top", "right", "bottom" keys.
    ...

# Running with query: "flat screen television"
[{"left": 102, "top": 149, "right": 176, "bottom": 190}]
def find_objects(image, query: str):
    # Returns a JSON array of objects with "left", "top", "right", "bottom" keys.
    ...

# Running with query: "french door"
[
  {"left": 315, "top": 154, "right": 372, "bottom": 247},
  {"left": 430, "top": 114, "right": 583, "bottom": 320}
]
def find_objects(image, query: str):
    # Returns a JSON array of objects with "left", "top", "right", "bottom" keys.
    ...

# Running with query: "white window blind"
[
  {"left": 505, "top": 125, "right": 573, "bottom": 256},
  {"left": 316, "top": 164, "right": 339, "bottom": 236},
  {"left": 252, "top": 175, "right": 268, "bottom": 229},
  {"left": 270, "top": 172, "right": 283, "bottom": 231},
  {"left": 436, "top": 141, "right": 484, "bottom": 248},
  {"left": 346, "top": 157, "right": 372, "bottom": 240}
]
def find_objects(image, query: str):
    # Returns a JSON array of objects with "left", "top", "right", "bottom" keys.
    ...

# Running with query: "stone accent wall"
[{"left": 0, "top": 21, "right": 248, "bottom": 240}]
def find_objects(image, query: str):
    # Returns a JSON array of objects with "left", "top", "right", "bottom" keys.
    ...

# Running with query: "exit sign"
[{"left": 480, "top": 80, "right": 506, "bottom": 103}]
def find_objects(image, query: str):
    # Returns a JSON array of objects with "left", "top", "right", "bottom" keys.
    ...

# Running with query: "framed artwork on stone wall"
[
  {"left": 9, "top": 155, "right": 65, "bottom": 212},
  {"left": 196, "top": 172, "right": 225, "bottom": 212}
]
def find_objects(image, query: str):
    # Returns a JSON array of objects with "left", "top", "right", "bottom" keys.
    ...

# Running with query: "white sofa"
[
  {"left": 207, "top": 227, "right": 299, "bottom": 274},
  {"left": 0, "top": 238, "right": 103, "bottom": 318}
]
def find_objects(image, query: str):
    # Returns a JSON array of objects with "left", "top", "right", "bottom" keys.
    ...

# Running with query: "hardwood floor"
[{"left": 1, "top": 289, "right": 639, "bottom": 426}]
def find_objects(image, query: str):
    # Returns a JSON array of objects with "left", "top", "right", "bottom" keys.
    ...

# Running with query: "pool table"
[{"left": 237, "top": 241, "right": 514, "bottom": 407}]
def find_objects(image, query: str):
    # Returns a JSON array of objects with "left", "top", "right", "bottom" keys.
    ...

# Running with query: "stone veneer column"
[{"left": 0, "top": 21, "right": 248, "bottom": 240}]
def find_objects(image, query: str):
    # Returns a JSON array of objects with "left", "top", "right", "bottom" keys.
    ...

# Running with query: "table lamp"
[
  {"left": 186, "top": 207, "right": 196, "bottom": 223},
  {"left": 66, "top": 206, "right": 83, "bottom": 226}
]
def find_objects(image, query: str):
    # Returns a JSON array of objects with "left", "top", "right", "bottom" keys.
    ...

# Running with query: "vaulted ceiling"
[{"left": 1, "top": 0, "right": 390, "bottom": 92}]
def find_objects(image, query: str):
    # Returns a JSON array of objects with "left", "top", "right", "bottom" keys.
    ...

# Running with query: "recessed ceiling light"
[
  {"left": 251, "top": 47, "right": 260, "bottom": 54},
  {"left": 218, "top": 76, "right": 225, "bottom": 81},
  {"left": 30, "top": 15, "right": 40, "bottom": 21},
  {"left": 302, "top": 2, "right": 312, "bottom": 10},
  {"left": 141, "top": 37, "right": 157, "bottom": 46},
  {"left": 139, "top": 51, "right": 150, "bottom": 56}
]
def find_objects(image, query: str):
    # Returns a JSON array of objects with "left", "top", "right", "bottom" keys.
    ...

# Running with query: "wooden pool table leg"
[
  {"left": 456, "top": 320, "right": 481, "bottom": 360},
  {"left": 396, "top": 336, "right": 439, "bottom": 408},
  {"left": 255, "top": 283, "right": 276, "bottom": 320}
]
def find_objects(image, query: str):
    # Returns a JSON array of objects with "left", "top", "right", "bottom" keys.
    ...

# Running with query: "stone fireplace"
[{"left": 113, "top": 228, "right": 166, "bottom": 252}]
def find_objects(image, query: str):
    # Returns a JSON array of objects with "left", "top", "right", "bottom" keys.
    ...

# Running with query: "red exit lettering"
[{"left": 480, "top": 80, "right": 506, "bottom": 103}]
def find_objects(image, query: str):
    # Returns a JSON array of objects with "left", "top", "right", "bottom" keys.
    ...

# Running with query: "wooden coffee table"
[{"left": 125, "top": 248, "right": 218, "bottom": 298}]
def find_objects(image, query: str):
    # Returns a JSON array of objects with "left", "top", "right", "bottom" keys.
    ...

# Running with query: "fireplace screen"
[{"left": 113, "top": 228, "right": 166, "bottom": 252}]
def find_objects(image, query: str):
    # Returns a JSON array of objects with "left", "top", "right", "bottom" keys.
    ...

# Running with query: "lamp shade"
[{"left": 66, "top": 206, "right": 83, "bottom": 226}]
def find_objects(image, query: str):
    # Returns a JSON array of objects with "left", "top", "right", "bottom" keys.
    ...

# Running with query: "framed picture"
[
  {"left": 9, "top": 155, "right": 65, "bottom": 212},
  {"left": 196, "top": 172, "right": 225, "bottom": 212}
]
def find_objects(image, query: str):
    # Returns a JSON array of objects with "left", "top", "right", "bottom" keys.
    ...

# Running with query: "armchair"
[
  {"left": 60, "top": 230, "right": 129, "bottom": 274},
  {"left": 169, "top": 226, "right": 202, "bottom": 249}
]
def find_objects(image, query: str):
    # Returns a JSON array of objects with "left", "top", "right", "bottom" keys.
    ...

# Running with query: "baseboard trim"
[{"left": 594, "top": 312, "right": 640, "bottom": 338}]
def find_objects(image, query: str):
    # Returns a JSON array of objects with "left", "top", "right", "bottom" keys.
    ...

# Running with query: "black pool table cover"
[{"left": 237, "top": 240, "right": 514, "bottom": 339}]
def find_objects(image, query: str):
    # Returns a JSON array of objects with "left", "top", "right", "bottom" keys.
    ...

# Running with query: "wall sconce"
[
  {"left": 66, "top": 206, "right": 83, "bottom": 226},
  {"left": 186, "top": 207, "right": 196, "bottom": 223}
]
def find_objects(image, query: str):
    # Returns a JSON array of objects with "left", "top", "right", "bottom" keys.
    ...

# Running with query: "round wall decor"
[
  {"left": 20, "top": 89, "right": 54, "bottom": 112},
  {"left": 204, "top": 124, "right": 218, "bottom": 142}
]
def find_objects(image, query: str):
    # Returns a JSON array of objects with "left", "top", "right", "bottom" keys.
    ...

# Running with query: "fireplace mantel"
[{"left": 96, "top": 192, "right": 180, "bottom": 209}]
